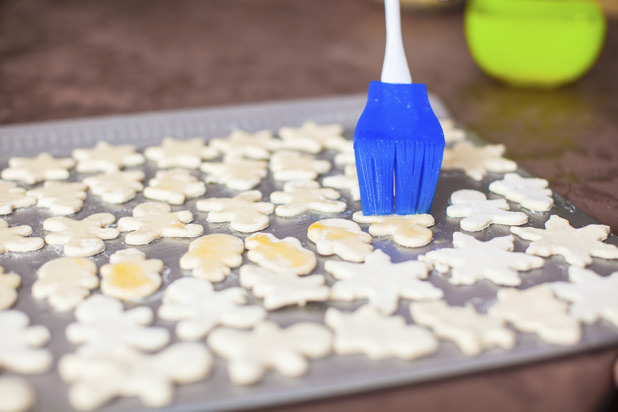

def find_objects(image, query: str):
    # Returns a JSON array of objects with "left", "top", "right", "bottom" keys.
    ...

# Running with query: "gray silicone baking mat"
[{"left": 1, "top": 95, "right": 617, "bottom": 412}]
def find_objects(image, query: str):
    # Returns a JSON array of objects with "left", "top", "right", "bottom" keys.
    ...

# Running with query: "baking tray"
[{"left": 1, "top": 95, "right": 617, "bottom": 412}]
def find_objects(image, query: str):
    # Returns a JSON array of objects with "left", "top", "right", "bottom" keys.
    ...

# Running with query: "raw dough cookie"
[
  {"left": 0, "top": 266, "right": 20, "bottom": 310},
  {"left": 353, "top": 211, "right": 435, "bottom": 248},
  {"left": 511, "top": 215, "right": 618, "bottom": 267},
  {"left": 143, "top": 169, "right": 206, "bottom": 205},
  {"left": 239, "top": 265, "right": 330, "bottom": 310},
  {"left": 83, "top": 170, "right": 145, "bottom": 204},
  {"left": 441, "top": 142, "right": 517, "bottom": 181},
  {"left": 201, "top": 157, "right": 268, "bottom": 191},
  {"left": 32, "top": 257, "right": 99, "bottom": 312},
  {"left": 0, "top": 310, "right": 52, "bottom": 374},
  {"left": 325, "top": 307, "right": 438, "bottom": 360},
  {"left": 59, "top": 343, "right": 212, "bottom": 411},
  {"left": 322, "top": 164, "right": 360, "bottom": 201},
  {"left": 100, "top": 249, "right": 164, "bottom": 301},
  {"left": 550, "top": 267, "right": 618, "bottom": 327},
  {"left": 333, "top": 140, "right": 356, "bottom": 166},
  {"left": 270, "top": 180, "right": 346, "bottom": 217},
  {"left": 269, "top": 150, "right": 331, "bottom": 181},
  {"left": 144, "top": 137, "right": 218, "bottom": 169},
  {"left": 27, "top": 181, "right": 88, "bottom": 215},
  {"left": 209, "top": 129, "right": 281, "bottom": 160},
  {"left": 44, "top": 213, "right": 119, "bottom": 257},
  {"left": 1, "top": 153, "right": 75, "bottom": 185},
  {"left": 325, "top": 249, "right": 443, "bottom": 315},
  {"left": 72, "top": 141, "right": 145, "bottom": 173},
  {"left": 158, "top": 277, "right": 266, "bottom": 340},
  {"left": 207, "top": 320, "right": 332, "bottom": 385},
  {"left": 196, "top": 191, "right": 274, "bottom": 233},
  {"left": 279, "top": 121, "right": 348, "bottom": 153},
  {"left": 488, "top": 285, "right": 581, "bottom": 345},
  {"left": 488, "top": 173, "right": 554, "bottom": 212},
  {"left": 66, "top": 294, "right": 169, "bottom": 356},
  {"left": 410, "top": 301, "right": 515, "bottom": 356},
  {"left": 420, "top": 232, "right": 544, "bottom": 286},
  {"left": 245, "top": 233, "right": 316, "bottom": 275},
  {"left": 180, "top": 234, "right": 244, "bottom": 281},
  {"left": 307, "top": 218, "right": 373, "bottom": 262},
  {"left": 447, "top": 189, "right": 528, "bottom": 232},
  {"left": 439, "top": 118, "right": 466, "bottom": 144},
  {"left": 0, "top": 219, "right": 44, "bottom": 254},
  {"left": 0, "top": 377, "right": 35, "bottom": 412},
  {"left": 0, "top": 181, "right": 36, "bottom": 215},
  {"left": 118, "top": 202, "right": 203, "bottom": 245}
]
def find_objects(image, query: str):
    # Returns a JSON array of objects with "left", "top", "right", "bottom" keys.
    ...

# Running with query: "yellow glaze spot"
[
  {"left": 250, "top": 234, "right": 311, "bottom": 269},
  {"left": 107, "top": 262, "right": 150, "bottom": 289},
  {"left": 192, "top": 236, "right": 237, "bottom": 259},
  {"left": 72, "top": 258, "right": 87, "bottom": 267}
]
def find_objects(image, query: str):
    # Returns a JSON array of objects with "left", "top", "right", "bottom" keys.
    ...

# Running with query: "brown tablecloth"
[{"left": 1, "top": 1, "right": 617, "bottom": 411}]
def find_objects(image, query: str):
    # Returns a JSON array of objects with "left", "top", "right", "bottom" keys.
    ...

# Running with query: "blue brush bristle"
[{"left": 354, "top": 81, "right": 445, "bottom": 215}]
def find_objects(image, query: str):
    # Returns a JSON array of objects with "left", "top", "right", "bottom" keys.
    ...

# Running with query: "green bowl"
[{"left": 465, "top": 0, "right": 607, "bottom": 88}]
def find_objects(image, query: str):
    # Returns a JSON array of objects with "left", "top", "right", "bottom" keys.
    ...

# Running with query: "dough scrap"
[
  {"left": 27, "top": 181, "right": 88, "bottom": 215},
  {"left": 420, "top": 232, "right": 544, "bottom": 286},
  {"left": 0, "top": 219, "right": 44, "bottom": 254},
  {"left": 270, "top": 180, "right": 346, "bottom": 217},
  {"left": 196, "top": 190, "right": 274, "bottom": 233},
  {"left": 83, "top": 170, "right": 145, "bottom": 204},
  {"left": 207, "top": 320, "right": 332, "bottom": 385},
  {"left": 180, "top": 234, "right": 244, "bottom": 281},
  {"left": 44, "top": 213, "right": 119, "bottom": 257},
  {"left": 447, "top": 189, "right": 528, "bottom": 232},
  {"left": 307, "top": 218, "right": 373, "bottom": 262},
  {"left": 325, "top": 306, "right": 438, "bottom": 360},
  {"left": 325, "top": 249, "right": 442, "bottom": 315},
  {"left": 32, "top": 257, "right": 99, "bottom": 312},
  {"left": 118, "top": 202, "right": 203, "bottom": 245},
  {"left": 0, "top": 310, "right": 52, "bottom": 374},
  {"left": 143, "top": 169, "right": 206, "bottom": 205},
  {"left": 239, "top": 265, "right": 330, "bottom": 310},
  {"left": 100, "top": 249, "right": 163, "bottom": 301},
  {"left": 442, "top": 142, "right": 517, "bottom": 181},
  {"left": 322, "top": 164, "right": 360, "bottom": 201},
  {"left": 0, "top": 181, "right": 36, "bottom": 215},
  {"left": 279, "top": 121, "right": 348, "bottom": 153},
  {"left": 488, "top": 173, "right": 554, "bottom": 212},
  {"left": 200, "top": 157, "right": 268, "bottom": 191},
  {"left": 410, "top": 300, "right": 515, "bottom": 356},
  {"left": 144, "top": 137, "right": 218, "bottom": 169},
  {"left": 353, "top": 211, "right": 434, "bottom": 248},
  {"left": 158, "top": 277, "right": 266, "bottom": 340},
  {"left": 269, "top": 150, "right": 331, "bottom": 181},
  {"left": 209, "top": 129, "right": 281, "bottom": 160},
  {"left": 1, "top": 153, "right": 75, "bottom": 185},
  {"left": 72, "top": 141, "right": 145, "bottom": 173},
  {"left": 0, "top": 266, "right": 20, "bottom": 310},
  {"left": 245, "top": 232, "right": 316, "bottom": 275},
  {"left": 511, "top": 215, "right": 618, "bottom": 267},
  {"left": 0, "top": 377, "right": 35, "bottom": 412}
]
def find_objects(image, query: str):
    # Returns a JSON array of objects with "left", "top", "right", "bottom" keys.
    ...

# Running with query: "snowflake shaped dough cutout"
[
  {"left": 200, "top": 157, "right": 268, "bottom": 190},
  {"left": 441, "top": 142, "right": 517, "bottom": 181},
  {"left": 143, "top": 169, "right": 206, "bottom": 205},
  {"left": 270, "top": 180, "right": 346, "bottom": 217},
  {"left": 325, "top": 307, "right": 438, "bottom": 360},
  {"left": 0, "top": 310, "right": 52, "bottom": 374},
  {"left": 420, "top": 232, "right": 544, "bottom": 286},
  {"left": 322, "top": 164, "right": 360, "bottom": 201},
  {"left": 410, "top": 301, "right": 515, "bottom": 356},
  {"left": 0, "top": 377, "right": 35, "bottom": 412},
  {"left": 1, "top": 153, "right": 75, "bottom": 185},
  {"left": 279, "top": 121, "right": 348, "bottom": 153},
  {"left": 245, "top": 232, "right": 316, "bottom": 275},
  {"left": 511, "top": 215, "right": 618, "bottom": 267},
  {"left": 488, "top": 173, "right": 554, "bottom": 212},
  {"left": 488, "top": 285, "right": 581, "bottom": 345},
  {"left": 100, "top": 249, "right": 164, "bottom": 301},
  {"left": 0, "top": 219, "right": 44, "bottom": 254},
  {"left": 0, "top": 181, "right": 36, "bottom": 215},
  {"left": 118, "top": 202, "right": 203, "bottom": 245},
  {"left": 0, "top": 266, "right": 20, "bottom": 310},
  {"left": 32, "top": 257, "right": 98, "bottom": 311},
  {"left": 325, "top": 249, "right": 443, "bottom": 315},
  {"left": 180, "top": 234, "right": 244, "bottom": 281},
  {"left": 72, "top": 141, "right": 145, "bottom": 173},
  {"left": 209, "top": 129, "right": 281, "bottom": 160},
  {"left": 59, "top": 343, "right": 212, "bottom": 410},
  {"left": 333, "top": 140, "right": 355, "bottom": 166},
  {"left": 44, "top": 213, "right": 119, "bottom": 257},
  {"left": 439, "top": 118, "right": 467, "bottom": 144},
  {"left": 66, "top": 294, "right": 170, "bottom": 357},
  {"left": 83, "top": 170, "right": 145, "bottom": 204},
  {"left": 239, "top": 265, "right": 330, "bottom": 310},
  {"left": 158, "top": 277, "right": 266, "bottom": 340},
  {"left": 207, "top": 320, "right": 332, "bottom": 385},
  {"left": 26, "top": 181, "right": 88, "bottom": 215},
  {"left": 144, "top": 137, "right": 218, "bottom": 169},
  {"left": 196, "top": 190, "right": 274, "bottom": 233},
  {"left": 353, "top": 211, "right": 435, "bottom": 248},
  {"left": 307, "top": 218, "right": 373, "bottom": 262},
  {"left": 447, "top": 189, "right": 528, "bottom": 231},
  {"left": 269, "top": 150, "right": 331, "bottom": 181}
]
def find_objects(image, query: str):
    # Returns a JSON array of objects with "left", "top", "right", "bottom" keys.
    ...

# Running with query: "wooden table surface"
[{"left": 1, "top": 1, "right": 617, "bottom": 411}]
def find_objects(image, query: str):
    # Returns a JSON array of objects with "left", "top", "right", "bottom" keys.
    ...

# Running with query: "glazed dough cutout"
[
  {"left": 44, "top": 213, "right": 119, "bottom": 257},
  {"left": 307, "top": 218, "right": 373, "bottom": 262},
  {"left": 441, "top": 142, "right": 517, "bottom": 181},
  {"left": 0, "top": 219, "right": 44, "bottom": 254},
  {"left": 209, "top": 129, "right": 281, "bottom": 160},
  {"left": 0, "top": 180, "right": 36, "bottom": 215},
  {"left": 447, "top": 189, "right": 528, "bottom": 232},
  {"left": 143, "top": 169, "right": 206, "bottom": 205},
  {"left": 0, "top": 376, "right": 35, "bottom": 412},
  {"left": 322, "top": 164, "right": 360, "bottom": 201},
  {"left": 353, "top": 211, "right": 434, "bottom": 248},
  {"left": 0, "top": 266, "right": 20, "bottom": 310},
  {"left": 196, "top": 190, "right": 274, "bottom": 233},
  {"left": 269, "top": 150, "right": 331, "bottom": 181},
  {"left": 488, "top": 173, "right": 554, "bottom": 212},
  {"left": 144, "top": 137, "right": 218, "bottom": 169},
  {"left": 1, "top": 153, "right": 75, "bottom": 185},
  {"left": 270, "top": 180, "right": 346, "bottom": 217},
  {"left": 0, "top": 310, "right": 52, "bottom": 374},
  {"left": 100, "top": 249, "right": 164, "bottom": 301},
  {"left": 83, "top": 170, "right": 145, "bottom": 204},
  {"left": 245, "top": 232, "right": 316, "bottom": 275},
  {"left": 200, "top": 157, "right": 268, "bottom": 191},
  {"left": 72, "top": 141, "right": 145, "bottom": 173},
  {"left": 279, "top": 121, "right": 348, "bottom": 153},
  {"left": 180, "top": 234, "right": 244, "bottom": 281},
  {"left": 27, "top": 181, "right": 88, "bottom": 215}
]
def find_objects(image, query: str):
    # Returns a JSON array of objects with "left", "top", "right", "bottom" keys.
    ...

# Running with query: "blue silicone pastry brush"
[{"left": 354, "top": 0, "right": 445, "bottom": 215}]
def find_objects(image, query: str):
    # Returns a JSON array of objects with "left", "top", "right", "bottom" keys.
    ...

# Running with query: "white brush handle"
[{"left": 381, "top": 0, "right": 412, "bottom": 84}]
